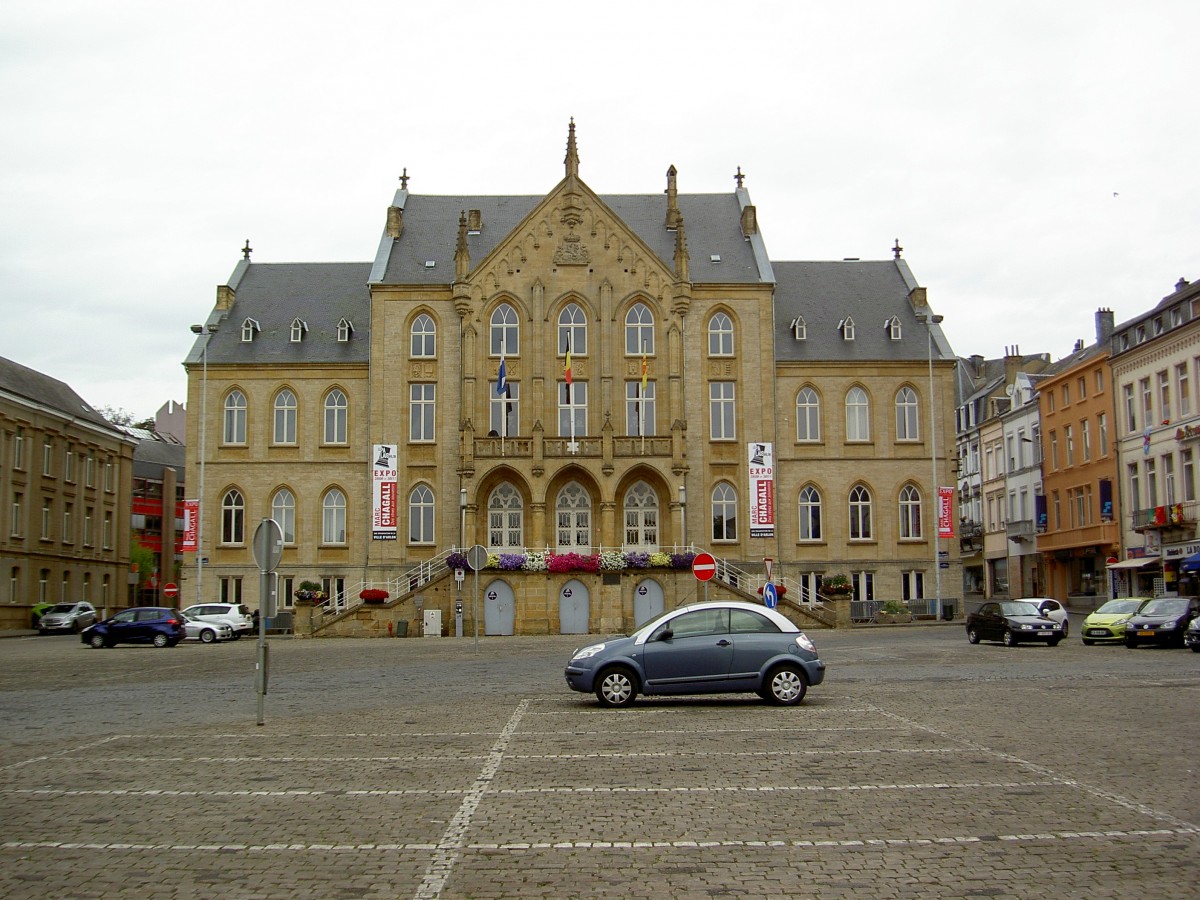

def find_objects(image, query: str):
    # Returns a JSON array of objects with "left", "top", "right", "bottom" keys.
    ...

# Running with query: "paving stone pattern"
[{"left": 1, "top": 629, "right": 1197, "bottom": 898}]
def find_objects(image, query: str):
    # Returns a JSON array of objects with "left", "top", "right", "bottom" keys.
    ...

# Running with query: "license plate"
[
  {"left": 1086, "top": 629, "right": 1106, "bottom": 636},
  {"left": 1137, "top": 630, "right": 1155, "bottom": 636}
]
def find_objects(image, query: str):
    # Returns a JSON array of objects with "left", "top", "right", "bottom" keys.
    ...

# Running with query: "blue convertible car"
[{"left": 565, "top": 600, "right": 826, "bottom": 708}]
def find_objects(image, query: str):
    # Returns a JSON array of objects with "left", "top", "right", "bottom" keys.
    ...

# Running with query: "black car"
[
  {"left": 80, "top": 607, "right": 187, "bottom": 649},
  {"left": 1124, "top": 597, "right": 1200, "bottom": 648},
  {"left": 966, "top": 600, "right": 1064, "bottom": 647},
  {"left": 1185, "top": 615, "right": 1200, "bottom": 653}
]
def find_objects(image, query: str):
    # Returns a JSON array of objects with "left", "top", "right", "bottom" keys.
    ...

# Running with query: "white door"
[
  {"left": 558, "top": 579, "right": 590, "bottom": 634},
  {"left": 632, "top": 578, "right": 665, "bottom": 627},
  {"left": 483, "top": 580, "right": 515, "bottom": 636}
]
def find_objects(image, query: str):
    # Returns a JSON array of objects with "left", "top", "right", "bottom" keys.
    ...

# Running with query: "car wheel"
[
  {"left": 152, "top": 633, "right": 170, "bottom": 648},
  {"left": 1082, "top": 638, "right": 1095, "bottom": 646},
  {"left": 594, "top": 667, "right": 638, "bottom": 708},
  {"left": 71, "top": 621, "right": 80, "bottom": 633},
  {"left": 1061, "top": 621, "right": 1069, "bottom": 638},
  {"left": 1191, "top": 644, "right": 1200, "bottom": 653},
  {"left": 230, "top": 632, "right": 241, "bottom": 641},
  {"left": 90, "top": 633, "right": 106, "bottom": 649},
  {"left": 1125, "top": 639, "right": 1137, "bottom": 649},
  {"left": 967, "top": 627, "right": 980, "bottom": 644},
  {"left": 1002, "top": 629, "right": 1018, "bottom": 647},
  {"left": 766, "top": 665, "right": 808, "bottom": 705},
  {"left": 199, "top": 628, "right": 216, "bottom": 644},
  {"left": 1049, "top": 637, "right": 1062, "bottom": 647}
]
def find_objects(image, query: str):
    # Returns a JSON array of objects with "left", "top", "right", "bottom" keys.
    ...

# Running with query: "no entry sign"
[
  {"left": 162, "top": 583, "right": 178, "bottom": 599},
  {"left": 692, "top": 552, "right": 717, "bottom": 582}
]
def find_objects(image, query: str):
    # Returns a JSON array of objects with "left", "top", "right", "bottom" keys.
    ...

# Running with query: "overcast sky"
[{"left": 2, "top": 2, "right": 1197, "bottom": 423}]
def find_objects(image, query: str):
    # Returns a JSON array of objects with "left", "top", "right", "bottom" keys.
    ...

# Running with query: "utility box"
[{"left": 423, "top": 608, "right": 442, "bottom": 638}]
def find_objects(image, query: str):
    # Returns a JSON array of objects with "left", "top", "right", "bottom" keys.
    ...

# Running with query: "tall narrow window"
[
  {"left": 796, "top": 387, "right": 820, "bottom": 442},
  {"left": 337, "top": 318, "right": 354, "bottom": 342},
  {"left": 708, "top": 312, "right": 734, "bottom": 356},
  {"left": 798, "top": 486, "right": 822, "bottom": 541},
  {"left": 487, "top": 483, "right": 524, "bottom": 549},
  {"left": 849, "top": 485, "right": 873, "bottom": 540},
  {"left": 895, "top": 386, "right": 919, "bottom": 441},
  {"left": 224, "top": 390, "right": 247, "bottom": 444},
  {"left": 221, "top": 489, "right": 245, "bottom": 544},
  {"left": 271, "top": 489, "right": 296, "bottom": 543},
  {"left": 409, "top": 484, "right": 434, "bottom": 544},
  {"left": 626, "top": 381, "right": 656, "bottom": 436},
  {"left": 1098, "top": 413, "right": 1109, "bottom": 456},
  {"left": 1123, "top": 383, "right": 1136, "bottom": 433},
  {"left": 846, "top": 387, "right": 870, "bottom": 441},
  {"left": 409, "top": 384, "right": 435, "bottom": 442},
  {"left": 555, "top": 482, "right": 592, "bottom": 551},
  {"left": 898, "top": 485, "right": 922, "bottom": 539},
  {"left": 1178, "top": 363, "right": 1191, "bottom": 417},
  {"left": 290, "top": 318, "right": 307, "bottom": 343},
  {"left": 322, "top": 488, "right": 347, "bottom": 544},
  {"left": 709, "top": 382, "right": 735, "bottom": 440},
  {"left": 491, "top": 381, "right": 519, "bottom": 437},
  {"left": 625, "top": 303, "right": 654, "bottom": 355},
  {"left": 324, "top": 390, "right": 348, "bottom": 444},
  {"left": 558, "top": 381, "right": 587, "bottom": 438},
  {"left": 273, "top": 389, "right": 297, "bottom": 444},
  {"left": 558, "top": 303, "right": 588, "bottom": 357},
  {"left": 712, "top": 482, "right": 738, "bottom": 542},
  {"left": 410, "top": 313, "right": 436, "bottom": 357},
  {"left": 490, "top": 303, "right": 519, "bottom": 356},
  {"left": 622, "top": 482, "right": 659, "bottom": 549}
]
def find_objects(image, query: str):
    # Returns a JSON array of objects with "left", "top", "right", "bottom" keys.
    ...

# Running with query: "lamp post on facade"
[
  {"left": 190, "top": 323, "right": 217, "bottom": 605},
  {"left": 917, "top": 312, "right": 945, "bottom": 616},
  {"left": 459, "top": 488, "right": 467, "bottom": 549},
  {"left": 679, "top": 484, "right": 687, "bottom": 550}
]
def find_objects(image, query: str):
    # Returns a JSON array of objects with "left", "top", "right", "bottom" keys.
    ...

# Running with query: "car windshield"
[
  {"left": 1000, "top": 601, "right": 1042, "bottom": 616},
  {"left": 1141, "top": 599, "right": 1189, "bottom": 616},
  {"left": 1095, "top": 598, "right": 1148, "bottom": 615},
  {"left": 48, "top": 603, "right": 76, "bottom": 613}
]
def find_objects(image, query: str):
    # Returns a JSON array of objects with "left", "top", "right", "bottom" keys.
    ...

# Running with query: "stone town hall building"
[{"left": 183, "top": 122, "right": 958, "bottom": 635}]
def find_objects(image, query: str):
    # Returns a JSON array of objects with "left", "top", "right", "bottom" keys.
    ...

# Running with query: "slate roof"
[
  {"left": 772, "top": 260, "right": 947, "bottom": 363},
  {"left": 374, "top": 190, "right": 766, "bottom": 286},
  {"left": 0, "top": 355, "right": 122, "bottom": 434},
  {"left": 132, "top": 437, "right": 186, "bottom": 479}
]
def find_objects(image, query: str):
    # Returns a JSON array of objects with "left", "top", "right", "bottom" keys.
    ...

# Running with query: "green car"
[{"left": 1081, "top": 597, "right": 1152, "bottom": 644}]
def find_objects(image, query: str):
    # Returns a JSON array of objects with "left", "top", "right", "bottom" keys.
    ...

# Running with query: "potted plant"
[
  {"left": 821, "top": 574, "right": 852, "bottom": 598},
  {"left": 874, "top": 599, "right": 913, "bottom": 624},
  {"left": 359, "top": 588, "right": 389, "bottom": 603},
  {"left": 294, "top": 580, "right": 326, "bottom": 603}
]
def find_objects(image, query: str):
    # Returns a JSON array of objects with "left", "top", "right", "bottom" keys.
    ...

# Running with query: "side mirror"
[{"left": 657, "top": 629, "right": 674, "bottom": 642}]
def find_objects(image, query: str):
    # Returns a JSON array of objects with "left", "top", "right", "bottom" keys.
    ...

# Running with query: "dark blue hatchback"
[
  {"left": 81, "top": 607, "right": 187, "bottom": 649},
  {"left": 565, "top": 600, "right": 826, "bottom": 708}
]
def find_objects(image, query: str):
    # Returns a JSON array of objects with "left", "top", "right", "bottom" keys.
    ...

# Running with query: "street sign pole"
[
  {"left": 467, "top": 544, "right": 488, "bottom": 655},
  {"left": 252, "top": 518, "right": 283, "bottom": 726}
]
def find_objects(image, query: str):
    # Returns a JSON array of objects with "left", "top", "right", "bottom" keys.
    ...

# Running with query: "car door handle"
[{"left": 716, "top": 639, "right": 731, "bottom": 647}]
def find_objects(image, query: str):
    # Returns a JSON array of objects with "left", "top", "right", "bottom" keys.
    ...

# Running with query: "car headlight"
[
  {"left": 795, "top": 633, "right": 816, "bottom": 653},
  {"left": 1158, "top": 621, "right": 1176, "bottom": 630},
  {"left": 571, "top": 643, "right": 606, "bottom": 660}
]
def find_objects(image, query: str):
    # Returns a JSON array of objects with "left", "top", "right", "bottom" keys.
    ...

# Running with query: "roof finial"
[
  {"left": 892, "top": 238, "right": 903, "bottom": 259},
  {"left": 564, "top": 117, "right": 579, "bottom": 178},
  {"left": 735, "top": 166, "right": 745, "bottom": 189},
  {"left": 399, "top": 168, "right": 409, "bottom": 190},
  {"left": 454, "top": 210, "right": 470, "bottom": 280},
  {"left": 242, "top": 239, "right": 253, "bottom": 261}
]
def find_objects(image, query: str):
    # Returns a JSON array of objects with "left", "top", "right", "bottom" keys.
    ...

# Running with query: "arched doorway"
[
  {"left": 633, "top": 578, "right": 665, "bottom": 627},
  {"left": 483, "top": 579, "right": 515, "bottom": 635},
  {"left": 558, "top": 578, "right": 590, "bottom": 634}
]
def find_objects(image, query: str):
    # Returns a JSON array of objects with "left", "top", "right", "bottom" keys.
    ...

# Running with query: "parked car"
[
  {"left": 1081, "top": 597, "right": 1153, "bottom": 645},
  {"left": 1185, "top": 615, "right": 1200, "bottom": 652},
  {"left": 1123, "top": 597, "right": 1200, "bottom": 648},
  {"left": 966, "top": 600, "right": 1064, "bottom": 647},
  {"left": 37, "top": 601, "right": 97, "bottom": 634},
  {"left": 183, "top": 613, "right": 233, "bottom": 644},
  {"left": 80, "top": 607, "right": 186, "bottom": 649},
  {"left": 1018, "top": 597, "right": 1069, "bottom": 637},
  {"left": 181, "top": 603, "right": 254, "bottom": 639},
  {"left": 564, "top": 600, "right": 826, "bottom": 708}
]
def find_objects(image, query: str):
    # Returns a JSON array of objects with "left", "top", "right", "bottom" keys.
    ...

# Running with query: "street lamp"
[
  {"left": 459, "top": 487, "right": 467, "bottom": 549},
  {"left": 190, "top": 323, "right": 217, "bottom": 605},
  {"left": 679, "top": 484, "right": 687, "bottom": 550},
  {"left": 916, "top": 312, "right": 945, "bottom": 616}
]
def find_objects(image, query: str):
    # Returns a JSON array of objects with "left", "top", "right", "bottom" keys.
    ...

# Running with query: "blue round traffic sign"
[{"left": 762, "top": 582, "right": 778, "bottom": 609}]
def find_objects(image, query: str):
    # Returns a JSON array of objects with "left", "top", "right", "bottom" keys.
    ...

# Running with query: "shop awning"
[
  {"left": 1179, "top": 552, "right": 1200, "bottom": 573},
  {"left": 1106, "top": 557, "right": 1159, "bottom": 570}
]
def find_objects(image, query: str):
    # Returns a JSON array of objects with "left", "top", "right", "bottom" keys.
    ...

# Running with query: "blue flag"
[{"left": 496, "top": 357, "right": 507, "bottom": 396}]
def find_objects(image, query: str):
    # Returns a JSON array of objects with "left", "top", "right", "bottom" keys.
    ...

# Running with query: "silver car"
[
  {"left": 37, "top": 602, "right": 97, "bottom": 634},
  {"left": 565, "top": 600, "right": 826, "bottom": 708},
  {"left": 183, "top": 614, "right": 233, "bottom": 644}
]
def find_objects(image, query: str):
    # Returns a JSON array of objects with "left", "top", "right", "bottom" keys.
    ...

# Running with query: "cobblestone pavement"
[{"left": 1, "top": 628, "right": 1197, "bottom": 898}]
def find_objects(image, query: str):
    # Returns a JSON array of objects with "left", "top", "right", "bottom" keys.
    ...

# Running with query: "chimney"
[
  {"left": 1177, "top": 277, "right": 1191, "bottom": 292},
  {"left": 664, "top": 165, "right": 681, "bottom": 230},
  {"left": 386, "top": 205, "right": 404, "bottom": 240},
  {"left": 1003, "top": 345, "right": 1022, "bottom": 387},
  {"left": 1074, "top": 339, "right": 1084, "bottom": 353},
  {"left": 467, "top": 209, "right": 483, "bottom": 232},
  {"left": 1095, "top": 308, "right": 1114, "bottom": 344},
  {"left": 740, "top": 204, "right": 757, "bottom": 237}
]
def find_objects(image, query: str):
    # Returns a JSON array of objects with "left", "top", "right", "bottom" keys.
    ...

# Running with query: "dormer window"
[
  {"left": 839, "top": 317, "right": 855, "bottom": 341},
  {"left": 1171, "top": 307, "right": 1183, "bottom": 327},
  {"left": 1136, "top": 325, "right": 1146, "bottom": 343},
  {"left": 241, "top": 318, "right": 260, "bottom": 342},
  {"left": 886, "top": 316, "right": 901, "bottom": 340},
  {"left": 290, "top": 318, "right": 308, "bottom": 343},
  {"left": 790, "top": 316, "right": 806, "bottom": 340},
  {"left": 1153, "top": 317, "right": 1163, "bottom": 335},
  {"left": 337, "top": 318, "right": 354, "bottom": 342}
]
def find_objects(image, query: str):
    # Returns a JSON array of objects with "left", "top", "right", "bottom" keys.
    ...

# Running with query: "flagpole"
[
  {"left": 499, "top": 337, "right": 506, "bottom": 457},
  {"left": 640, "top": 341, "right": 647, "bottom": 455}
]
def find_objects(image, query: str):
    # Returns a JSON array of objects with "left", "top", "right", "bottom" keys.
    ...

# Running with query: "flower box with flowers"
[{"left": 359, "top": 588, "right": 389, "bottom": 603}]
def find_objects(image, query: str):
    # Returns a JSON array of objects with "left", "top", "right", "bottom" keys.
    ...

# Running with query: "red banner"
[
  {"left": 181, "top": 499, "right": 199, "bottom": 551},
  {"left": 937, "top": 487, "right": 955, "bottom": 539}
]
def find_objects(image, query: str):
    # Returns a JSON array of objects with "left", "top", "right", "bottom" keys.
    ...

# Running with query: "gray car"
[
  {"left": 37, "top": 602, "right": 97, "bottom": 634},
  {"left": 564, "top": 600, "right": 826, "bottom": 708}
]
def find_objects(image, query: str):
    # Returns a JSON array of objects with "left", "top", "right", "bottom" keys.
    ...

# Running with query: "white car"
[
  {"left": 1018, "top": 597, "right": 1070, "bottom": 637},
  {"left": 183, "top": 614, "right": 233, "bottom": 644},
  {"left": 181, "top": 603, "right": 254, "bottom": 639}
]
